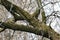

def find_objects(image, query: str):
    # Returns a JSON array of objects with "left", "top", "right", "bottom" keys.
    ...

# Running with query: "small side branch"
[{"left": 32, "top": 8, "right": 40, "bottom": 19}]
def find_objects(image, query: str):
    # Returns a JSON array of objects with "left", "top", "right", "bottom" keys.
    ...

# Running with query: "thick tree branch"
[
  {"left": 1, "top": 21, "right": 60, "bottom": 40},
  {"left": 1, "top": 0, "right": 42, "bottom": 28},
  {"left": 0, "top": 0, "right": 53, "bottom": 32},
  {"left": 1, "top": 0, "right": 50, "bottom": 36},
  {"left": 0, "top": 2, "right": 25, "bottom": 21},
  {"left": 1, "top": 22, "right": 49, "bottom": 37},
  {"left": 1, "top": 0, "right": 60, "bottom": 40}
]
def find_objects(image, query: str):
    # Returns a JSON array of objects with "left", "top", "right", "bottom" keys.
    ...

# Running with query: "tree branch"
[
  {"left": 0, "top": 1, "right": 25, "bottom": 21},
  {"left": 1, "top": 0, "right": 42, "bottom": 28},
  {"left": 37, "top": 0, "right": 46, "bottom": 23},
  {"left": 1, "top": 0, "right": 60, "bottom": 40},
  {"left": 1, "top": 22, "right": 49, "bottom": 37},
  {"left": 41, "top": 9, "right": 46, "bottom": 23},
  {"left": 32, "top": 0, "right": 41, "bottom": 19}
]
